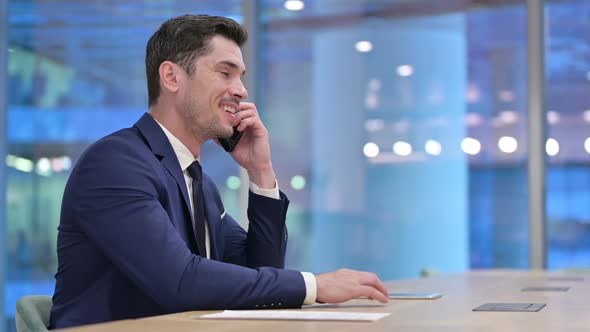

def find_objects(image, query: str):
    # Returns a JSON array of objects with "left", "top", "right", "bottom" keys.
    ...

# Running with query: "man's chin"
[
  {"left": 220, "top": 126, "right": 235, "bottom": 138},
  {"left": 202, "top": 125, "right": 233, "bottom": 141}
]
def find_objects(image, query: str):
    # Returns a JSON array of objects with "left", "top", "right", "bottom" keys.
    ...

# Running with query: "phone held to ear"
[{"left": 219, "top": 127, "right": 243, "bottom": 152}]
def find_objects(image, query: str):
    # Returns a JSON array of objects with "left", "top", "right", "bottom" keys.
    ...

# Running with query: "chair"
[{"left": 15, "top": 295, "right": 52, "bottom": 332}]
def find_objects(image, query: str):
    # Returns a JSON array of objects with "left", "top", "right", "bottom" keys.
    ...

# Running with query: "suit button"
[
  {"left": 270, "top": 303, "right": 275, "bottom": 307},
  {"left": 255, "top": 305, "right": 260, "bottom": 308},
  {"left": 278, "top": 302, "right": 283, "bottom": 306}
]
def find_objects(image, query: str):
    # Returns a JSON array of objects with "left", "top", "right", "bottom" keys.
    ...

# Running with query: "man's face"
[{"left": 178, "top": 35, "right": 248, "bottom": 141}]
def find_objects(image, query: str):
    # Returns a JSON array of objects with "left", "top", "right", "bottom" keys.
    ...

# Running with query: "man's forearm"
[{"left": 245, "top": 191, "right": 289, "bottom": 268}]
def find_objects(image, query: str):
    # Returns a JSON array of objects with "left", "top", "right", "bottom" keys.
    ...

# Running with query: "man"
[{"left": 50, "top": 14, "right": 388, "bottom": 329}]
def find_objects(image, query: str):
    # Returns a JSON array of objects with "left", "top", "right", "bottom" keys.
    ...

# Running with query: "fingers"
[
  {"left": 234, "top": 106, "right": 267, "bottom": 134},
  {"left": 233, "top": 105, "right": 257, "bottom": 128},
  {"left": 356, "top": 285, "right": 389, "bottom": 303},
  {"left": 354, "top": 271, "right": 389, "bottom": 303},
  {"left": 238, "top": 102, "right": 256, "bottom": 111},
  {"left": 316, "top": 269, "right": 389, "bottom": 304},
  {"left": 358, "top": 272, "right": 389, "bottom": 299},
  {"left": 234, "top": 107, "right": 257, "bottom": 123},
  {"left": 235, "top": 115, "right": 257, "bottom": 132}
]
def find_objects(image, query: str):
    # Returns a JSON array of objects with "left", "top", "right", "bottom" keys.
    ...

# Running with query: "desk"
[{"left": 59, "top": 270, "right": 590, "bottom": 331}]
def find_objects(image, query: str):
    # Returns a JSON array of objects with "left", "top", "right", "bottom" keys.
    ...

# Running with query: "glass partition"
[
  {"left": 4, "top": 1, "right": 242, "bottom": 329},
  {"left": 1, "top": 1, "right": 8, "bottom": 331},
  {"left": 545, "top": 0, "right": 590, "bottom": 269},
  {"left": 258, "top": 0, "right": 528, "bottom": 279}
]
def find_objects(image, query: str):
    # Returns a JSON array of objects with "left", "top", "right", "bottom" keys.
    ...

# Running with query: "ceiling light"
[
  {"left": 284, "top": 0, "right": 304, "bottom": 11},
  {"left": 461, "top": 137, "right": 481, "bottom": 155},
  {"left": 546, "top": 138, "right": 559, "bottom": 156},
  {"left": 355, "top": 40, "right": 373, "bottom": 53},
  {"left": 363, "top": 142, "right": 380, "bottom": 158},
  {"left": 425, "top": 140, "right": 442, "bottom": 156},
  {"left": 498, "top": 136, "right": 518, "bottom": 153},
  {"left": 397, "top": 65, "right": 413, "bottom": 77},
  {"left": 393, "top": 141, "right": 412, "bottom": 156}
]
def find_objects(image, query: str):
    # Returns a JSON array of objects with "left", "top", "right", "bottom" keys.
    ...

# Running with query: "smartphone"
[
  {"left": 388, "top": 292, "right": 443, "bottom": 300},
  {"left": 218, "top": 126, "right": 243, "bottom": 152}
]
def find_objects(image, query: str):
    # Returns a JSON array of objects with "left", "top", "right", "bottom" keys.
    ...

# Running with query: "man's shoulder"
[
  {"left": 83, "top": 126, "right": 149, "bottom": 159},
  {"left": 95, "top": 125, "right": 143, "bottom": 147},
  {"left": 70, "top": 126, "right": 158, "bottom": 182},
  {"left": 65, "top": 125, "right": 162, "bottom": 195}
]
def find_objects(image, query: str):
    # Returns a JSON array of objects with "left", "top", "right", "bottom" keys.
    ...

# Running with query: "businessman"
[{"left": 50, "top": 14, "right": 389, "bottom": 329}]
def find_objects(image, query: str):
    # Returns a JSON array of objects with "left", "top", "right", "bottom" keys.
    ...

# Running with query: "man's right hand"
[{"left": 315, "top": 269, "right": 389, "bottom": 304}]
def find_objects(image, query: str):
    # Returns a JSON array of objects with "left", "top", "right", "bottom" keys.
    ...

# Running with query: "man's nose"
[{"left": 229, "top": 81, "right": 248, "bottom": 100}]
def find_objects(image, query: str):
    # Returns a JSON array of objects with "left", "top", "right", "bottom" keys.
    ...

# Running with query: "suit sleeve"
[
  {"left": 220, "top": 190, "right": 289, "bottom": 269},
  {"left": 70, "top": 136, "right": 305, "bottom": 312}
]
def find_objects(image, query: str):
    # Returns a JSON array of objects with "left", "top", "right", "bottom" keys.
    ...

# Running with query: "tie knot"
[{"left": 187, "top": 161, "right": 202, "bottom": 180}]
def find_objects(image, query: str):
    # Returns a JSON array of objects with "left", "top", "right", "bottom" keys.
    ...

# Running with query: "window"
[
  {"left": 4, "top": 1, "right": 242, "bottom": 329},
  {"left": 258, "top": 0, "right": 528, "bottom": 278},
  {"left": 545, "top": 0, "right": 590, "bottom": 269}
]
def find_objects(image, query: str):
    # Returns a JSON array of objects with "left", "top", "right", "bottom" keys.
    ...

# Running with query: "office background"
[{"left": 1, "top": 0, "right": 589, "bottom": 330}]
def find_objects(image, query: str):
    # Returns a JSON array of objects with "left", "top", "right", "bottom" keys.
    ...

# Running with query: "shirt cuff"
[
  {"left": 249, "top": 179, "right": 280, "bottom": 200},
  {"left": 301, "top": 272, "right": 317, "bottom": 305}
]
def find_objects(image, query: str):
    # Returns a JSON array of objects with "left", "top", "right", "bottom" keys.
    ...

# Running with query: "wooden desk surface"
[{"left": 59, "top": 269, "right": 590, "bottom": 332}]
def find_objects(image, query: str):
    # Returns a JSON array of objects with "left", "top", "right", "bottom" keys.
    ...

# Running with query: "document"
[{"left": 198, "top": 310, "right": 390, "bottom": 322}]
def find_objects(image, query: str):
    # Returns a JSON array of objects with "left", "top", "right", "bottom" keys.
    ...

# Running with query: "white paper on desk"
[{"left": 198, "top": 310, "right": 390, "bottom": 322}]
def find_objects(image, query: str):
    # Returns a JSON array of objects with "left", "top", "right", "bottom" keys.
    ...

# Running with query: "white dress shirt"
[{"left": 154, "top": 119, "right": 316, "bottom": 304}]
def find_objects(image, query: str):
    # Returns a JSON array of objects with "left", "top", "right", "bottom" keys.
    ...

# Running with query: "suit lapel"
[
  {"left": 134, "top": 113, "right": 192, "bottom": 214},
  {"left": 135, "top": 112, "right": 223, "bottom": 260}
]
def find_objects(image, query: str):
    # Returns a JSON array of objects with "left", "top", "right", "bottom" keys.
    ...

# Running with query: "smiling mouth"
[{"left": 223, "top": 105, "right": 237, "bottom": 114}]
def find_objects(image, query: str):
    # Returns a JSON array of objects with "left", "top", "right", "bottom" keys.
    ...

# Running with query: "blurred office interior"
[{"left": 1, "top": 0, "right": 590, "bottom": 330}]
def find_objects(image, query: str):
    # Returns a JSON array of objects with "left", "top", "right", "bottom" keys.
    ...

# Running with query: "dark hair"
[{"left": 145, "top": 14, "right": 247, "bottom": 106}]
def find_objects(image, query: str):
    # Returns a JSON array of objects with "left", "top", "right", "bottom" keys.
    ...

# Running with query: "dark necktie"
[{"left": 187, "top": 161, "right": 207, "bottom": 258}]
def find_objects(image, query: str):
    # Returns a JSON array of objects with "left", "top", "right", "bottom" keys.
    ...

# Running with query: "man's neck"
[{"left": 148, "top": 105, "right": 203, "bottom": 159}]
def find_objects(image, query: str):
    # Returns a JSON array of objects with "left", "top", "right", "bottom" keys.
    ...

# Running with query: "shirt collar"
[{"left": 154, "top": 119, "right": 198, "bottom": 172}]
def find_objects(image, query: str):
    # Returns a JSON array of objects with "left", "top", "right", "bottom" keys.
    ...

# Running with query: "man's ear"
[{"left": 159, "top": 61, "right": 181, "bottom": 94}]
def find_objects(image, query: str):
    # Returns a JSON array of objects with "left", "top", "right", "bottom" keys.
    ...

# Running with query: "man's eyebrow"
[{"left": 216, "top": 60, "right": 246, "bottom": 76}]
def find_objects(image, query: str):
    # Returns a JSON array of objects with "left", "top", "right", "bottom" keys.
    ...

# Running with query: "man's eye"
[{"left": 221, "top": 72, "right": 229, "bottom": 77}]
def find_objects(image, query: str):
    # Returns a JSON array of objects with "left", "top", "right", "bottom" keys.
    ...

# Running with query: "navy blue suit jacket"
[{"left": 50, "top": 113, "right": 306, "bottom": 329}]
